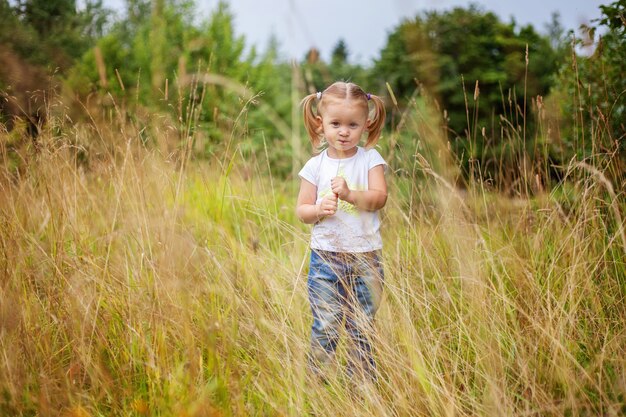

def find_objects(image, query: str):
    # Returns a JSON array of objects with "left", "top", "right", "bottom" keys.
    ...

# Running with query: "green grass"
[{"left": 0, "top": 97, "right": 625, "bottom": 417}]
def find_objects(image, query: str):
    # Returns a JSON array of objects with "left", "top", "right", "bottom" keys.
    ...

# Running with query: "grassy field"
[{"left": 0, "top": 95, "right": 625, "bottom": 417}]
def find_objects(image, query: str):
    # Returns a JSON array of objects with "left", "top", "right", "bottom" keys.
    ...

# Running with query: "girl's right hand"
[{"left": 318, "top": 194, "right": 338, "bottom": 217}]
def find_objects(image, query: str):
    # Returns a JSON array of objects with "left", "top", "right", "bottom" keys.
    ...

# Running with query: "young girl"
[{"left": 296, "top": 81, "right": 387, "bottom": 380}]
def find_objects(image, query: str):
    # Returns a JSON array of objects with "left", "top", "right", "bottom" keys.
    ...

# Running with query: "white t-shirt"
[{"left": 298, "top": 147, "right": 387, "bottom": 252}]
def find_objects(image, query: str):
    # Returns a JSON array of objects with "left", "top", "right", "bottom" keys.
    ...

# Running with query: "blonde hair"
[{"left": 301, "top": 81, "right": 386, "bottom": 151}]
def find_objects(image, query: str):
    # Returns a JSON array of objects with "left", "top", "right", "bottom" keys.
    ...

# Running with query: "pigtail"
[
  {"left": 300, "top": 93, "right": 323, "bottom": 150},
  {"left": 364, "top": 94, "right": 387, "bottom": 148}
]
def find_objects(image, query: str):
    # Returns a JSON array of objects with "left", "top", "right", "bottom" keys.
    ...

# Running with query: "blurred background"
[{"left": 1, "top": 0, "right": 623, "bottom": 187}]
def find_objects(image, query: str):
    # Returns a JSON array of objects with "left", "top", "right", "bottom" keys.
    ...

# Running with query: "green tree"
[
  {"left": 240, "top": 35, "right": 294, "bottom": 176},
  {"left": 13, "top": 0, "right": 109, "bottom": 68},
  {"left": 551, "top": 1, "right": 625, "bottom": 178},
  {"left": 327, "top": 39, "right": 368, "bottom": 86},
  {"left": 376, "top": 6, "right": 559, "bottom": 134},
  {"left": 1, "top": 0, "right": 110, "bottom": 127},
  {"left": 373, "top": 5, "right": 562, "bottom": 187},
  {"left": 331, "top": 39, "right": 348, "bottom": 67},
  {"left": 21, "top": 0, "right": 77, "bottom": 36}
]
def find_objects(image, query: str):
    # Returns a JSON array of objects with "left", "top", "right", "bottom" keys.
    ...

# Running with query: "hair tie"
[
  {"left": 316, "top": 91, "right": 322, "bottom": 100},
  {"left": 366, "top": 93, "right": 372, "bottom": 101}
]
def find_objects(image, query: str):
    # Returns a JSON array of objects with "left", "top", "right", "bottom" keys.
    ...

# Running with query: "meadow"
[{"left": 0, "top": 86, "right": 625, "bottom": 417}]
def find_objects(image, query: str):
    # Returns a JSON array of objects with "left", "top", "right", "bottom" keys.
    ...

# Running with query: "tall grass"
[{"left": 0, "top": 78, "right": 624, "bottom": 417}]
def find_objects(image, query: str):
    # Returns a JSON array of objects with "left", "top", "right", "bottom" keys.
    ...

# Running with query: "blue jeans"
[{"left": 307, "top": 249, "right": 384, "bottom": 380}]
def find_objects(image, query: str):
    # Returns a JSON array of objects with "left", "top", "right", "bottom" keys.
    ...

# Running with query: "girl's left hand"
[{"left": 331, "top": 177, "right": 351, "bottom": 200}]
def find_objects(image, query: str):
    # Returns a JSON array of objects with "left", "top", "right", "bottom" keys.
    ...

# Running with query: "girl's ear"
[
  {"left": 315, "top": 116, "right": 323, "bottom": 133},
  {"left": 366, "top": 118, "right": 372, "bottom": 131}
]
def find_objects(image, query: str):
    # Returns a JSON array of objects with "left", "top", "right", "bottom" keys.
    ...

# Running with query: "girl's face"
[{"left": 317, "top": 98, "right": 369, "bottom": 158}]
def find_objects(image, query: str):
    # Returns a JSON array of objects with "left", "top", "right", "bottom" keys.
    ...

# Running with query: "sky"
[{"left": 106, "top": 0, "right": 606, "bottom": 63}]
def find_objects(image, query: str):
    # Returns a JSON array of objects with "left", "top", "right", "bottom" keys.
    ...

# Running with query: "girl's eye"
[
  {"left": 350, "top": 123, "right": 358, "bottom": 128},
  {"left": 330, "top": 122, "right": 339, "bottom": 127}
]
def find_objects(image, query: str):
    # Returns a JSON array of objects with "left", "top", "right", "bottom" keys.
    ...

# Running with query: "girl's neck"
[{"left": 327, "top": 146, "right": 358, "bottom": 159}]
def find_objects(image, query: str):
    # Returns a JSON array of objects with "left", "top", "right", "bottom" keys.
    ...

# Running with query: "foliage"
[
  {"left": 375, "top": 5, "right": 562, "bottom": 132},
  {"left": 373, "top": 5, "right": 566, "bottom": 189},
  {"left": 2, "top": 0, "right": 624, "bottom": 185},
  {"left": 2, "top": 0, "right": 110, "bottom": 69},
  {"left": 64, "top": 0, "right": 297, "bottom": 174},
  {"left": 0, "top": 0, "right": 111, "bottom": 128},
  {"left": 549, "top": 0, "right": 625, "bottom": 181},
  {"left": 300, "top": 42, "right": 370, "bottom": 95}
]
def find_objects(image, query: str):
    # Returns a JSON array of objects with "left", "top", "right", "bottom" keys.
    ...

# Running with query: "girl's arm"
[
  {"left": 296, "top": 179, "right": 337, "bottom": 224},
  {"left": 331, "top": 165, "right": 387, "bottom": 211}
]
